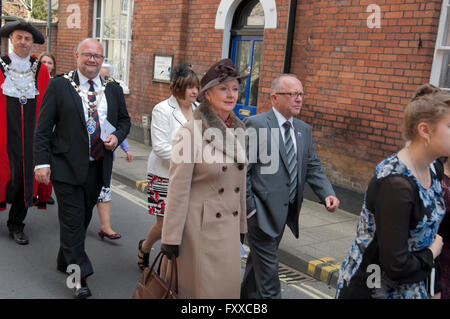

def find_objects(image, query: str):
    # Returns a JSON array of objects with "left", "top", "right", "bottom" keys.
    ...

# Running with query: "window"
[
  {"left": 120, "top": 0, "right": 129, "bottom": 14},
  {"left": 232, "top": 0, "right": 265, "bottom": 33},
  {"left": 430, "top": 0, "right": 450, "bottom": 89},
  {"left": 93, "top": 0, "right": 133, "bottom": 93},
  {"left": 230, "top": 0, "right": 264, "bottom": 120}
]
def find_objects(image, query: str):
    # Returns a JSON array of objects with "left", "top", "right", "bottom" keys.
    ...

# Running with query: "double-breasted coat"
[{"left": 161, "top": 100, "right": 247, "bottom": 299}]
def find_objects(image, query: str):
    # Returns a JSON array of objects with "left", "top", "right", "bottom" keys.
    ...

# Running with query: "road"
[{"left": 0, "top": 179, "right": 336, "bottom": 299}]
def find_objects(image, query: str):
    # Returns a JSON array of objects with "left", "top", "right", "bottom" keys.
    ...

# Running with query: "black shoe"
[
  {"left": 9, "top": 231, "right": 29, "bottom": 245},
  {"left": 47, "top": 196, "right": 55, "bottom": 205},
  {"left": 74, "top": 281, "right": 92, "bottom": 299},
  {"left": 74, "top": 286, "right": 92, "bottom": 299}
]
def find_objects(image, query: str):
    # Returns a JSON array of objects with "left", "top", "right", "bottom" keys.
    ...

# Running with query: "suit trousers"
[
  {"left": 241, "top": 201, "right": 297, "bottom": 299},
  {"left": 53, "top": 160, "right": 103, "bottom": 278},
  {"left": 7, "top": 178, "right": 28, "bottom": 232}
]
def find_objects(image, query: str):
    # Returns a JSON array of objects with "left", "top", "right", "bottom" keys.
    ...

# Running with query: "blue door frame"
[{"left": 231, "top": 36, "right": 263, "bottom": 120}]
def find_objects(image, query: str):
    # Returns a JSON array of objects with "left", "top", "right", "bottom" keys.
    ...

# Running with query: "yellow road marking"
[
  {"left": 307, "top": 257, "right": 335, "bottom": 276},
  {"left": 136, "top": 179, "right": 147, "bottom": 193},
  {"left": 320, "top": 264, "right": 341, "bottom": 282}
]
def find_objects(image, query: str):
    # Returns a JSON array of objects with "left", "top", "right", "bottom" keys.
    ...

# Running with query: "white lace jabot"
[{"left": 1, "top": 51, "right": 39, "bottom": 99}]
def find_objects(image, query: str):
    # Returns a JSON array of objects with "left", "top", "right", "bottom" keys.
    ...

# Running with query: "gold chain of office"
[{"left": 64, "top": 70, "right": 111, "bottom": 112}]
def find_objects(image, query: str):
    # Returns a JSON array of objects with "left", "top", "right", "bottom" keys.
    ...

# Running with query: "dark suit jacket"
[
  {"left": 34, "top": 71, "right": 131, "bottom": 187},
  {"left": 245, "top": 109, "right": 335, "bottom": 238}
]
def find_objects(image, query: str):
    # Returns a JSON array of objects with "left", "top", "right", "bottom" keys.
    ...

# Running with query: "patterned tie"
[
  {"left": 283, "top": 121, "right": 297, "bottom": 203},
  {"left": 88, "top": 80, "right": 104, "bottom": 160}
]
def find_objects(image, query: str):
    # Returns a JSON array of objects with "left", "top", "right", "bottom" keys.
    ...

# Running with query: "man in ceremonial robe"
[{"left": 0, "top": 19, "right": 50, "bottom": 245}]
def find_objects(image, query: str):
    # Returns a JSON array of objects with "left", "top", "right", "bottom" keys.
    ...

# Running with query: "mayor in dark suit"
[
  {"left": 34, "top": 38, "right": 130, "bottom": 299},
  {"left": 241, "top": 74, "right": 340, "bottom": 299}
]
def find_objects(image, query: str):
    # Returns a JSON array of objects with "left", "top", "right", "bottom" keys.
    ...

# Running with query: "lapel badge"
[{"left": 297, "top": 131, "right": 302, "bottom": 138}]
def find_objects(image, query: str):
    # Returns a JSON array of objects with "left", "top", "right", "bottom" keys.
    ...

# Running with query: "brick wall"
[
  {"left": 55, "top": 0, "right": 94, "bottom": 73},
  {"left": 289, "top": 0, "right": 441, "bottom": 191},
  {"left": 31, "top": 23, "right": 58, "bottom": 61}
]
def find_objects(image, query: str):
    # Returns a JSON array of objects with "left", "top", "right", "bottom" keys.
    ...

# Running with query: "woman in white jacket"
[{"left": 138, "top": 63, "right": 199, "bottom": 270}]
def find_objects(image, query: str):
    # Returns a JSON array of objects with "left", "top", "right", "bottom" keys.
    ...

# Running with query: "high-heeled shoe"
[
  {"left": 138, "top": 239, "right": 149, "bottom": 271},
  {"left": 98, "top": 230, "right": 122, "bottom": 240}
]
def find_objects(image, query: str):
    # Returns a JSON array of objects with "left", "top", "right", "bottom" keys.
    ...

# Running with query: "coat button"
[
  {"left": 216, "top": 212, "right": 222, "bottom": 218},
  {"left": 222, "top": 166, "right": 227, "bottom": 172},
  {"left": 238, "top": 163, "right": 244, "bottom": 170},
  {"left": 235, "top": 187, "right": 240, "bottom": 193},
  {"left": 219, "top": 188, "right": 224, "bottom": 194},
  {"left": 233, "top": 211, "right": 238, "bottom": 217},
  {"left": 284, "top": 203, "right": 288, "bottom": 207}
]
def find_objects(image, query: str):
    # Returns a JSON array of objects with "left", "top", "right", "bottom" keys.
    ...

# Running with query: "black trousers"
[
  {"left": 7, "top": 178, "right": 28, "bottom": 232},
  {"left": 53, "top": 160, "right": 103, "bottom": 278},
  {"left": 241, "top": 201, "right": 297, "bottom": 299}
]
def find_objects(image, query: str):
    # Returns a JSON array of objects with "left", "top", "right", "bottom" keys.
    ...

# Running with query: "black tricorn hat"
[
  {"left": 0, "top": 19, "right": 45, "bottom": 44},
  {"left": 199, "top": 58, "right": 248, "bottom": 99}
]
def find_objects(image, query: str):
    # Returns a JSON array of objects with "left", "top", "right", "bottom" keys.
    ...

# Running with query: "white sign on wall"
[{"left": 153, "top": 55, "right": 173, "bottom": 83}]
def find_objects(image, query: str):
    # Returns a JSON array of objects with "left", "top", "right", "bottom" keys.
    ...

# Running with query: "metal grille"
[
  {"left": 242, "top": 256, "right": 313, "bottom": 285},
  {"left": 278, "top": 263, "right": 314, "bottom": 285}
]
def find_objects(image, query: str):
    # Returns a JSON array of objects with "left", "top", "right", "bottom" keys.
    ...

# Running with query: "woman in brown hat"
[{"left": 160, "top": 59, "right": 248, "bottom": 298}]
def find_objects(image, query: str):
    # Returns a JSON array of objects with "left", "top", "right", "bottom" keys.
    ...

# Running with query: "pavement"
[{"left": 113, "top": 138, "right": 361, "bottom": 289}]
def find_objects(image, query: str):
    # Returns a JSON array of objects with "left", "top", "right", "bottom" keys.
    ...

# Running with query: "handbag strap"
[
  {"left": 152, "top": 251, "right": 179, "bottom": 297},
  {"left": 170, "top": 256, "right": 178, "bottom": 294},
  {"left": 162, "top": 255, "right": 178, "bottom": 296},
  {"left": 144, "top": 251, "right": 164, "bottom": 285}
]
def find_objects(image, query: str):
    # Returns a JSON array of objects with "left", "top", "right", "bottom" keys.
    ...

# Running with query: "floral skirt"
[
  {"left": 97, "top": 186, "right": 112, "bottom": 203},
  {"left": 147, "top": 173, "right": 168, "bottom": 217}
]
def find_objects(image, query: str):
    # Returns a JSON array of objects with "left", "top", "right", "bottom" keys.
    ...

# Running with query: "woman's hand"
[
  {"left": 161, "top": 244, "right": 179, "bottom": 259},
  {"left": 428, "top": 234, "right": 443, "bottom": 259}
]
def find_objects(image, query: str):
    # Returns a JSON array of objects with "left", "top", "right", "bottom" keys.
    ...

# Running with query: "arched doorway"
[{"left": 230, "top": 0, "right": 264, "bottom": 120}]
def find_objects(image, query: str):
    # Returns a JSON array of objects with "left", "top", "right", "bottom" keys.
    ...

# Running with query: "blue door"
[{"left": 231, "top": 36, "right": 263, "bottom": 120}]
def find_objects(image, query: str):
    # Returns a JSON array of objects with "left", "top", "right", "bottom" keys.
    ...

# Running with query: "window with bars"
[
  {"left": 431, "top": 0, "right": 450, "bottom": 89},
  {"left": 93, "top": 0, "right": 133, "bottom": 93}
]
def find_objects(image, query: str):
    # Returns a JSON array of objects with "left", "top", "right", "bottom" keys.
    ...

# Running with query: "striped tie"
[
  {"left": 88, "top": 80, "right": 104, "bottom": 160},
  {"left": 283, "top": 121, "right": 297, "bottom": 203}
]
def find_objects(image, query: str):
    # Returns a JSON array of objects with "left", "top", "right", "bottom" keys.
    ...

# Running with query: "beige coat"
[{"left": 161, "top": 101, "right": 247, "bottom": 299}]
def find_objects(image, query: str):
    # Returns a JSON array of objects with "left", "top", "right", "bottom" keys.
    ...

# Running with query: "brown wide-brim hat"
[
  {"left": 199, "top": 58, "right": 248, "bottom": 100},
  {"left": 0, "top": 18, "right": 45, "bottom": 44}
]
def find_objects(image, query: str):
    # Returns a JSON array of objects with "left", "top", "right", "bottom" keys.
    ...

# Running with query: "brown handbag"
[{"left": 132, "top": 251, "right": 178, "bottom": 299}]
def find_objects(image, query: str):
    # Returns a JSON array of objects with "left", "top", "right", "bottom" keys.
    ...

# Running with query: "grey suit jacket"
[{"left": 244, "top": 109, "right": 335, "bottom": 238}]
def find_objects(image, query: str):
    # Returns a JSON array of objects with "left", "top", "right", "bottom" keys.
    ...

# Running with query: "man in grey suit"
[{"left": 241, "top": 74, "right": 340, "bottom": 299}]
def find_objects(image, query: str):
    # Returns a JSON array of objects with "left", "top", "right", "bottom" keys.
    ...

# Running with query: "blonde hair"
[{"left": 402, "top": 84, "right": 450, "bottom": 141}]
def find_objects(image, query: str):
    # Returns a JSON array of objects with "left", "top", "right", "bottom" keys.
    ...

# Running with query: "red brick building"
[{"left": 49, "top": 0, "right": 449, "bottom": 201}]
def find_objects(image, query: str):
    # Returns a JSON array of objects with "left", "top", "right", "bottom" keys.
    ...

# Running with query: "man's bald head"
[{"left": 76, "top": 38, "right": 105, "bottom": 79}]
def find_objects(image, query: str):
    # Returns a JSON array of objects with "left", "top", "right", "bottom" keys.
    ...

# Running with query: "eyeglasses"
[
  {"left": 80, "top": 53, "right": 105, "bottom": 61},
  {"left": 275, "top": 92, "right": 303, "bottom": 98}
]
